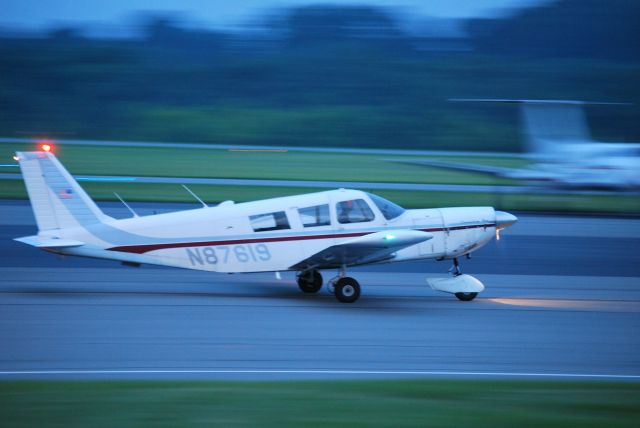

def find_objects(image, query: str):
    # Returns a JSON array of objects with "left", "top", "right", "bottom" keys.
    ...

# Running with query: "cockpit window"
[
  {"left": 366, "top": 192, "right": 405, "bottom": 220},
  {"left": 250, "top": 211, "right": 290, "bottom": 232},
  {"left": 337, "top": 199, "right": 375, "bottom": 224},
  {"left": 298, "top": 204, "right": 331, "bottom": 227}
]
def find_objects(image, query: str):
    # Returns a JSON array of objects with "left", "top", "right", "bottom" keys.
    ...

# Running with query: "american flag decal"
[{"left": 59, "top": 188, "right": 74, "bottom": 199}]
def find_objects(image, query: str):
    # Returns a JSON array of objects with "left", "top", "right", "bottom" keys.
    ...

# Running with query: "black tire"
[
  {"left": 335, "top": 277, "right": 360, "bottom": 303},
  {"left": 297, "top": 270, "right": 323, "bottom": 293},
  {"left": 455, "top": 292, "right": 478, "bottom": 302}
]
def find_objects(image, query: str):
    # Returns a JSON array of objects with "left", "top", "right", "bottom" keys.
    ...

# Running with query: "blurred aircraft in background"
[
  {"left": 400, "top": 99, "right": 640, "bottom": 190},
  {"left": 13, "top": 150, "right": 516, "bottom": 303}
]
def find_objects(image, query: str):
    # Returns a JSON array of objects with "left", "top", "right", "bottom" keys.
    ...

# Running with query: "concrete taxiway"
[{"left": 1, "top": 201, "right": 639, "bottom": 380}]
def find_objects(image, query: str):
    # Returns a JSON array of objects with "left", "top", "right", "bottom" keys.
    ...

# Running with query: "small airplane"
[
  {"left": 13, "top": 149, "right": 517, "bottom": 303},
  {"left": 396, "top": 99, "right": 640, "bottom": 190}
]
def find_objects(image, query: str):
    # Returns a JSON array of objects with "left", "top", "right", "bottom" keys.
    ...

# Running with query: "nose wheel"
[
  {"left": 448, "top": 257, "right": 478, "bottom": 301},
  {"left": 455, "top": 292, "right": 478, "bottom": 301}
]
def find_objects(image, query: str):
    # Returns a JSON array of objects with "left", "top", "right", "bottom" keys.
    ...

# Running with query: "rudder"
[{"left": 16, "top": 151, "right": 112, "bottom": 231}]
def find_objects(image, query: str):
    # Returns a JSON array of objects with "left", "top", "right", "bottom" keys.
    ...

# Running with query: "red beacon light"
[{"left": 39, "top": 142, "right": 54, "bottom": 153}]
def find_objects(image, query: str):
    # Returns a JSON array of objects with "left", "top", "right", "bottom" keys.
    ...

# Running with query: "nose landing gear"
[
  {"left": 448, "top": 257, "right": 478, "bottom": 301},
  {"left": 455, "top": 291, "right": 478, "bottom": 301},
  {"left": 449, "top": 257, "right": 462, "bottom": 276}
]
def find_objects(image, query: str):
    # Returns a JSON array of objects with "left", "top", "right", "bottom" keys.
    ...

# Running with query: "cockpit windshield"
[{"left": 366, "top": 192, "right": 405, "bottom": 220}]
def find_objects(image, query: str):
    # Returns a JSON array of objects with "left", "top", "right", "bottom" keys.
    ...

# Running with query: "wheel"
[
  {"left": 297, "top": 270, "right": 323, "bottom": 293},
  {"left": 455, "top": 292, "right": 478, "bottom": 302},
  {"left": 335, "top": 277, "right": 360, "bottom": 303}
]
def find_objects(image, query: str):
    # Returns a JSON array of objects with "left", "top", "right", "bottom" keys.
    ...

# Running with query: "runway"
[{"left": 1, "top": 201, "right": 639, "bottom": 380}]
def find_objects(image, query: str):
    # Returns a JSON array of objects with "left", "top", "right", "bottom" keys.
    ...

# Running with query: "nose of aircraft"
[{"left": 495, "top": 211, "right": 518, "bottom": 230}]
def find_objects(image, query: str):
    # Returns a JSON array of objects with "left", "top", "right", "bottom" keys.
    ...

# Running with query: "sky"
[{"left": 2, "top": 0, "right": 547, "bottom": 32}]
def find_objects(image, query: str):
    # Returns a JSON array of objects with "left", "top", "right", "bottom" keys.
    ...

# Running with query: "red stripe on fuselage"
[{"left": 106, "top": 223, "right": 496, "bottom": 254}]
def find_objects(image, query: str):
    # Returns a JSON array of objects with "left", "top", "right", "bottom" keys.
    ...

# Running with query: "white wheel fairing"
[{"left": 427, "top": 274, "right": 485, "bottom": 295}]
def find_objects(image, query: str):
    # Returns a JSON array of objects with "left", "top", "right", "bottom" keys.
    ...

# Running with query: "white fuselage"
[
  {"left": 47, "top": 189, "right": 498, "bottom": 273},
  {"left": 530, "top": 142, "right": 640, "bottom": 188}
]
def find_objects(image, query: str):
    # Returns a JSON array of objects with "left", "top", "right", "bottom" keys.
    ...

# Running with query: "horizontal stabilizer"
[{"left": 14, "top": 235, "right": 84, "bottom": 248}]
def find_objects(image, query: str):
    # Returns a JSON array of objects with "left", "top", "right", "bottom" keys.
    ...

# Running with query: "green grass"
[
  {"left": 3, "top": 179, "right": 639, "bottom": 214},
  {"left": 1, "top": 380, "right": 638, "bottom": 428},
  {"left": 1, "top": 142, "right": 519, "bottom": 185},
  {"left": 2, "top": 142, "right": 639, "bottom": 214}
]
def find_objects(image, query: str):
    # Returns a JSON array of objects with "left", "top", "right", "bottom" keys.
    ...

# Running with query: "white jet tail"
[
  {"left": 15, "top": 151, "right": 112, "bottom": 232},
  {"left": 518, "top": 101, "right": 591, "bottom": 151},
  {"left": 449, "top": 99, "right": 629, "bottom": 158}
]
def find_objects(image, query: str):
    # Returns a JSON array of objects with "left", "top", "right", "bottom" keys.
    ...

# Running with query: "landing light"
[{"left": 384, "top": 234, "right": 396, "bottom": 240}]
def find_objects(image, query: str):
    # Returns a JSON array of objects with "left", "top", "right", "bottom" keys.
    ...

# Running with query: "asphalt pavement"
[{"left": 1, "top": 201, "right": 639, "bottom": 380}]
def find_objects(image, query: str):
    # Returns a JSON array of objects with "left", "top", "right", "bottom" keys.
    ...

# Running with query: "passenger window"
[
  {"left": 250, "top": 211, "right": 290, "bottom": 232},
  {"left": 298, "top": 204, "right": 330, "bottom": 227},
  {"left": 337, "top": 199, "right": 375, "bottom": 224}
]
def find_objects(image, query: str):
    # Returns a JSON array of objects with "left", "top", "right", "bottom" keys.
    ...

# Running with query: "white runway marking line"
[{"left": 1, "top": 369, "right": 639, "bottom": 379}]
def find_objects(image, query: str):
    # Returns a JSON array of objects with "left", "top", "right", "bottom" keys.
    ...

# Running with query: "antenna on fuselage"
[
  {"left": 113, "top": 192, "right": 139, "bottom": 218},
  {"left": 181, "top": 184, "right": 208, "bottom": 208}
]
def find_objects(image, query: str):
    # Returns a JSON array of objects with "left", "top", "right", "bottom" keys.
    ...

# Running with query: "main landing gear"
[
  {"left": 296, "top": 269, "right": 323, "bottom": 294},
  {"left": 329, "top": 264, "right": 361, "bottom": 303},
  {"left": 297, "top": 267, "right": 361, "bottom": 303},
  {"left": 333, "top": 277, "right": 360, "bottom": 303},
  {"left": 449, "top": 257, "right": 478, "bottom": 302}
]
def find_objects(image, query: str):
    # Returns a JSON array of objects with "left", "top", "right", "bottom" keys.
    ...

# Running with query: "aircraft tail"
[
  {"left": 517, "top": 101, "right": 592, "bottom": 155},
  {"left": 449, "top": 99, "right": 629, "bottom": 157},
  {"left": 15, "top": 151, "right": 112, "bottom": 232}
]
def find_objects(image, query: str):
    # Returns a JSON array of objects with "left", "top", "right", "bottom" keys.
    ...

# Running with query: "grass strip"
[
  {"left": 0, "top": 142, "right": 521, "bottom": 185},
  {"left": 1, "top": 379, "right": 639, "bottom": 428},
  {"left": 2, "top": 180, "right": 639, "bottom": 214}
]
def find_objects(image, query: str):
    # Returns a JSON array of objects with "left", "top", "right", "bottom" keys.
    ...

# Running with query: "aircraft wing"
[
  {"left": 395, "top": 159, "right": 576, "bottom": 183},
  {"left": 289, "top": 229, "right": 433, "bottom": 270},
  {"left": 390, "top": 159, "right": 522, "bottom": 179}
]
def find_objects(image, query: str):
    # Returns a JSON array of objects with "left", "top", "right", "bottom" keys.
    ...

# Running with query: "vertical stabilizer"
[
  {"left": 16, "top": 151, "right": 112, "bottom": 231},
  {"left": 519, "top": 102, "right": 592, "bottom": 156},
  {"left": 448, "top": 99, "right": 624, "bottom": 157}
]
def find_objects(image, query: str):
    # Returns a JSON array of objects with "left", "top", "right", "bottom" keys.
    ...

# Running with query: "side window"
[
  {"left": 298, "top": 204, "right": 331, "bottom": 227},
  {"left": 250, "top": 211, "right": 290, "bottom": 232},
  {"left": 337, "top": 199, "right": 375, "bottom": 224}
]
